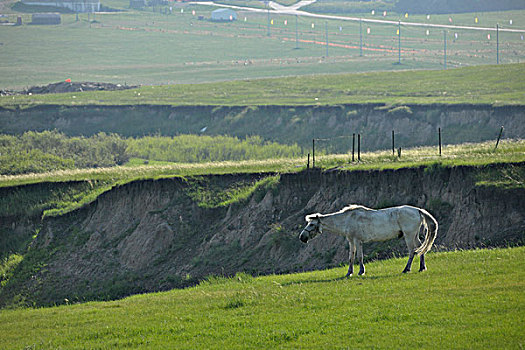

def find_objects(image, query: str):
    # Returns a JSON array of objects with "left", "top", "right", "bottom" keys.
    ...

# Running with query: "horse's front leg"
[
  {"left": 346, "top": 238, "right": 355, "bottom": 277},
  {"left": 357, "top": 240, "right": 365, "bottom": 276}
]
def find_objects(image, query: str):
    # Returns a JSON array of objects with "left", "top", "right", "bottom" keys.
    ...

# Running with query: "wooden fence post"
[
  {"left": 312, "top": 139, "right": 316, "bottom": 168},
  {"left": 358, "top": 134, "right": 361, "bottom": 161},
  {"left": 438, "top": 127, "right": 442, "bottom": 156},
  {"left": 307, "top": 153, "right": 310, "bottom": 169},
  {"left": 494, "top": 126, "right": 504, "bottom": 151},
  {"left": 392, "top": 130, "right": 395, "bottom": 156},
  {"left": 352, "top": 133, "right": 355, "bottom": 162}
]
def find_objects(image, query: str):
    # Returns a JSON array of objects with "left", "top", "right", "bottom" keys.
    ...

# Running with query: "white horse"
[{"left": 299, "top": 204, "right": 438, "bottom": 276}]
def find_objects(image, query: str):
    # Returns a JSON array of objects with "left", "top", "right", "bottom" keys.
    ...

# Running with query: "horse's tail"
[{"left": 415, "top": 208, "right": 438, "bottom": 256}]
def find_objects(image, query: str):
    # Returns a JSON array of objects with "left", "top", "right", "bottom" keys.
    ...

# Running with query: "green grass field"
[
  {"left": 0, "top": 4, "right": 523, "bottom": 346},
  {"left": 0, "top": 4, "right": 524, "bottom": 89},
  {"left": 0, "top": 247, "right": 523, "bottom": 348},
  {"left": 1, "top": 63, "right": 524, "bottom": 107}
]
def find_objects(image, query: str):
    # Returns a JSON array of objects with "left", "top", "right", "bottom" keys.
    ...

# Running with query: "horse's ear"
[{"left": 305, "top": 213, "right": 322, "bottom": 221}]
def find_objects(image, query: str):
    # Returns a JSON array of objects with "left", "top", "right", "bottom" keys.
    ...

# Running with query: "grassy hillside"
[
  {"left": 1, "top": 140, "right": 523, "bottom": 219},
  {"left": 1, "top": 63, "right": 524, "bottom": 108},
  {"left": 0, "top": 247, "right": 523, "bottom": 348}
]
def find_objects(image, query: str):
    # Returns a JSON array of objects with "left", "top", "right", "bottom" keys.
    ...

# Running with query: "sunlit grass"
[
  {"left": 331, "top": 139, "right": 525, "bottom": 170},
  {"left": 0, "top": 158, "right": 302, "bottom": 187},
  {"left": 1, "top": 4, "right": 525, "bottom": 90},
  {"left": 0, "top": 247, "right": 523, "bottom": 348},
  {"left": 1, "top": 139, "right": 523, "bottom": 188},
  {"left": 1, "top": 63, "right": 524, "bottom": 107}
]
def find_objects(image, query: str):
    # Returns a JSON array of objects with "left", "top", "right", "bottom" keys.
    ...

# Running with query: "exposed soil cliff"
[
  {"left": 1, "top": 164, "right": 523, "bottom": 307},
  {"left": 1, "top": 104, "right": 523, "bottom": 152}
]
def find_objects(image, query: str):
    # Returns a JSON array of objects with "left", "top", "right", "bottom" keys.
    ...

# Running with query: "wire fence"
[
  {"left": 199, "top": 5, "right": 525, "bottom": 69},
  {"left": 272, "top": 12, "right": 525, "bottom": 68},
  {"left": 6, "top": 5, "right": 522, "bottom": 74},
  {"left": 308, "top": 126, "right": 508, "bottom": 168},
  {"left": 1, "top": 5, "right": 524, "bottom": 86}
]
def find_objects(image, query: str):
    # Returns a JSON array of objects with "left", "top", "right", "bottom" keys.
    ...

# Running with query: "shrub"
[{"left": 0, "top": 131, "right": 129, "bottom": 175}]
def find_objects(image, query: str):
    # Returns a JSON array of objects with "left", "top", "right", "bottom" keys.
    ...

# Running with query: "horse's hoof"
[
  {"left": 402, "top": 269, "right": 410, "bottom": 273},
  {"left": 419, "top": 268, "right": 427, "bottom": 272}
]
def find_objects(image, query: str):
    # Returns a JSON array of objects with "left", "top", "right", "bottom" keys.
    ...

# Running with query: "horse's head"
[{"left": 299, "top": 214, "right": 322, "bottom": 243}]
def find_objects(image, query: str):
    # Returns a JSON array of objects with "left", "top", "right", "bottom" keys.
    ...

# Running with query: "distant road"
[
  {"left": 192, "top": 1, "right": 525, "bottom": 33},
  {"left": 268, "top": 0, "right": 317, "bottom": 12}
]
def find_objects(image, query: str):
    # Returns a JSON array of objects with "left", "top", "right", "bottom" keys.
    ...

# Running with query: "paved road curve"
[{"left": 193, "top": 1, "right": 525, "bottom": 33}]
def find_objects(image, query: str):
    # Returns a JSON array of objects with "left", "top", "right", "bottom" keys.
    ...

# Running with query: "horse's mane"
[
  {"left": 340, "top": 204, "right": 373, "bottom": 213},
  {"left": 305, "top": 205, "right": 372, "bottom": 221},
  {"left": 305, "top": 213, "right": 322, "bottom": 221}
]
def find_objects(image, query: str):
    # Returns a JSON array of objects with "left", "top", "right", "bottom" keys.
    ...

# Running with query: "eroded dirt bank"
[
  {"left": 1, "top": 164, "right": 523, "bottom": 307},
  {"left": 1, "top": 104, "right": 523, "bottom": 152}
]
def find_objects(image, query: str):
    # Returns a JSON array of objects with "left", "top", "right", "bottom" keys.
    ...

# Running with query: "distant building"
[
  {"left": 21, "top": 0, "right": 100, "bottom": 13},
  {"left": 211, "top": 8, "right": 237, "bottom": 22},
  {"left": 129, "top": 0, "right": 146, "bottom": 9},
  {"left": 31, "top": 13, "right": 61, "bottom": 24}
]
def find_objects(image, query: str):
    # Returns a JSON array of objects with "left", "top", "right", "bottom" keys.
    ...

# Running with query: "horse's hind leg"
[
  {"left": 403, "top": 252, "right": 415, "bottom": 273},
  {"left": 357, "top": 241, "right": 365, "bottom": 276},
  {"left": 346, "top": 238, "right": 356, "bottom": 277},
  {"left": 416, "top": 225, "right": 427, "bottom": 272},
  {"left": 402, "top": 233, "right": 417, "bottom": 273},
  {"left": 419, "top": 254, "right": 427, "bottom": 272}
]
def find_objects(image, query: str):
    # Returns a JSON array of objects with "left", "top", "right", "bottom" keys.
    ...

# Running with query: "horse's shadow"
[
  {"left": 280, "top": 273, "right": 398, "bottom": 287},
  {"left": 280, "top": 277, "right": 344, "bottom": 287}
]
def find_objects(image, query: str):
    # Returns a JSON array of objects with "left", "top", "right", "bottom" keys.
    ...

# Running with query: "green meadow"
[
  {"left": 0, "top": 5, "right": 523, "bottom": 346},
  {"left": 2, "top": 63, "right": 524, "bottom": 107},
  {"left": 0, "top": 247, "right": 523, "bottom": 348},
  {"left": 0, "top": 3, "right": 524, "bottom": 89}
]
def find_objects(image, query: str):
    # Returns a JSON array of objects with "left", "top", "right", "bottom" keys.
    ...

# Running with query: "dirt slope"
[
  {"left": 1, "top": 164, "right": 524, "bottom": 307},
  {"left": 1, "top": 104, "right": 523, "bottom": 152}
]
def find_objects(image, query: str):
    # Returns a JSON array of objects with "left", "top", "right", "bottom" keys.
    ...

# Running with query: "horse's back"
[
  {"left": 372, "top": 205, "right": 422, "bottom": 231},
  {"left": 328, "top": 204, "right": 425, "bottom": 243},
  {"left": 384, "top": 205, "right": 422, "bottom": 230},
  {"left": 348, "top": 207, "right": 406, "bottom": 242}
]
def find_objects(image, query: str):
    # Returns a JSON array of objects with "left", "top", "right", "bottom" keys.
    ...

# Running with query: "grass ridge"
[
  {"left": 2, "top": 63, "right": 524, "bottom": 108},
  {"left": 1, "top": 140, "right": 523, "bottom": 219}
]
